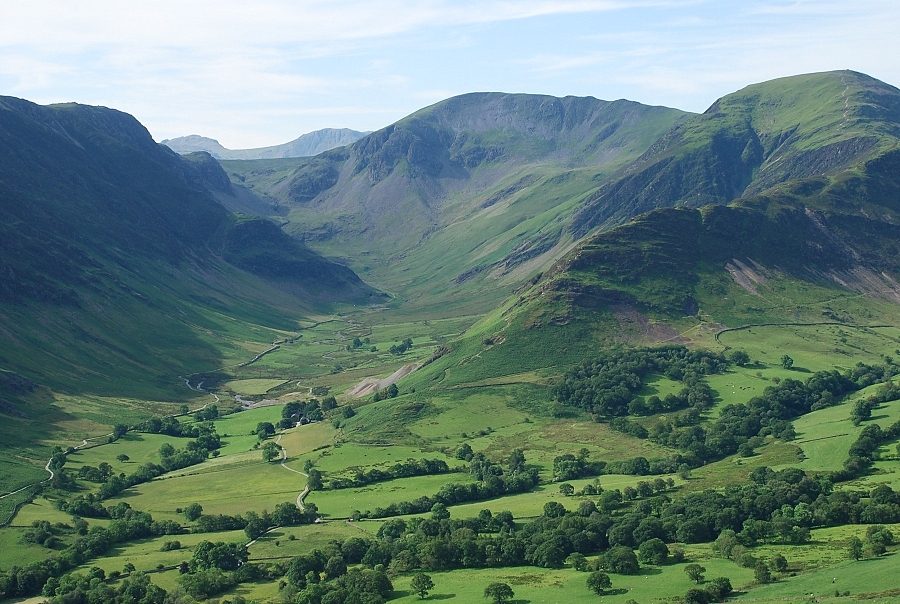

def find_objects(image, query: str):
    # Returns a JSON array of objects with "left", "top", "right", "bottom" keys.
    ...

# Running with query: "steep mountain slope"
[
  {"left": 573, "top": 70, "right": 900, "bottom": 234},
  {"left": 162, "top": 128, "right": 368, "bottom": 159},
  {"left": 0, "top": 96, "right": 378, "bottom": 397},
  {"left": 226, "top": 93, "right": 689, "bottom": 313},
  {"left": 412, "top": 199, "right": 900, "bottom": 390}
]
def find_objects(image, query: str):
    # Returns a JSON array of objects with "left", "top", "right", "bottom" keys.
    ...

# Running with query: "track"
[
  {"left": 274, "top": 433, "right": 310, "bottom": 512},
  {"left": 0, "top": 381, "right": 218, "bottom": 501}
]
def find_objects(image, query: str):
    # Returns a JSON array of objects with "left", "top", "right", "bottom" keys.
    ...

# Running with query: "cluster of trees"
[
  {"left": 194, "top": 501, "right": 318, "bottom": 536},
  {"left": 140, "top": 413, "right": 213, "bottom": 438},
  {"left": 76, "top": 462, "right": 114, "bottom": 483},
  {"left": 835, "top": 420, "right": 900, "bottom": 481},
  {"left": 554, "top": 346, "right": 727, "bottom": 417},
  {"left": 552, "top": 449, "right": 603, "bottom": 481},
  {"left": 0, "top": 506, "right": 182, "bottom": 598},
  {"left": 280, "top": 399, "right": 327, "bottom": 428},
  {"left": 347, "top": 336, "right": 377, "bottom": 352},
  {"left": 312, "top": 468, "right": 900, "bottom": 583},
  {"left": 848, "top": 525, "right": 895, "bottom": 560},
  {"left": 362, "top": 452, "right": 539, "bottom": 518},
  {"left": 389, "top": 337, "right": 414, "bottom": 355},
  {"left": 372, "top": 383, "right": 400, "bottom": 402},
  {"left": 43, "top": 571, "right": 166, "bottom": 604},
  {"left": 851, "top": 380, "right": 899, "bottom": 425},
  {"left": 325, "top": 458, "right": 452, "bottom": 490},
  {"left": 22, "top": 520, "right": 67, "bottom": 550},
  {"left": 193, "top": 405, "right": 220, "bottom": 421},
  {"left": 649, "top": 368, "right": 869, "bottom": 466}
]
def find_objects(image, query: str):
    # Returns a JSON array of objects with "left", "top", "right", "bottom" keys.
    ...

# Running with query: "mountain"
[
  {"left": 0, "top": 96, "right": 379, "bottom": 397},
  {"left": 572, "top": 70, "right": 900, "bottom": 234},
  {"left": 411, "top": 72, "right": 900, "bottom": 386},
  {"left": 161, "top": 128, "right": 369, "bottom": 160},
  {"left": 224, "top": 93, "right": 689, "bottom": 313}
]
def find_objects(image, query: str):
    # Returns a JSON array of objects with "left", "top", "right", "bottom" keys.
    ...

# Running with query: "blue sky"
[{"left": 1, "top": 1, "right": 898, "bottom": 148}]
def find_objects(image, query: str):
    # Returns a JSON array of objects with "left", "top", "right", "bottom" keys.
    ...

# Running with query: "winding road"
[{"left": 274, "top": 433, "right": 310, "bottom": 512}]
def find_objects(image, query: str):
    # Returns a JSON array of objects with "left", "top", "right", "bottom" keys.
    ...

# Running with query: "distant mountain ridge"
[{"left": 162, "top": 128, "right": 369, "bottom": 159}]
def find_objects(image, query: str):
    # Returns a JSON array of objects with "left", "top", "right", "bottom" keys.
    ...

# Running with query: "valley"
[{"left": 2, "top": 70, "right": 900, "bottom": 604}]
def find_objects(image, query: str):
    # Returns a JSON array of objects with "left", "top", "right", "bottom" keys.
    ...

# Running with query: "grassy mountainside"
[
  {"left": 162, "top": 128, "right": 368, "bottom": 160},
  {"left": 0, "top": 96, "right": 378, "bottom": 397},
  {"left": 573, "top": 70, "right": 900, "bottom": 233},
  {"left": 414, "top": 199, "right": 900, "bottom": 389},
  {"left": 224, "top": 93, "right": 688, "bottom": 313}
]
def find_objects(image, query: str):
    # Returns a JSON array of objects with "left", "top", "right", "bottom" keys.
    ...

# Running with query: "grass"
[
  {"left": 783, "top": 389, "right": 900, "bottom": 473},
  {"left": 390, "top": 556, "right": 755, "bottom": 603},
  {"left": 106, "top": 461, "right": 304, "bottom": 523},
  {"left": 224, "top": 378, "right": 288, "bottom": 395},
  {"left": 72, "top": 530, "right": 246, "bottom": 583},
  {"left": 307, "top": 473, "right": 478, "bottom": 518},
  {"left": 247, "top": 522, "right": 376, "bottom": 560}
]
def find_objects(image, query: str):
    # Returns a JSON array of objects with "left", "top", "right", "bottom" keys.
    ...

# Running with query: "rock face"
[{"left": 162, "top": 128, "right": 369, "bottom": 159}]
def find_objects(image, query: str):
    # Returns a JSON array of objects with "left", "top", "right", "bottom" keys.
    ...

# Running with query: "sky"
[{"left": 1, "top": 1, "right": 898, "bottom": 149}]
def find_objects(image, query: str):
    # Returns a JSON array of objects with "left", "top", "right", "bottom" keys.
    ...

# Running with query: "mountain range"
[
  {"left": 161, "top": 128, "right": 369, "bottom": 160},
  {"left": 2, "top": 69, "right": 899, "bottom": 397},
  {"left": 0, "top": 97, "right": 379, "bottom": 397}
]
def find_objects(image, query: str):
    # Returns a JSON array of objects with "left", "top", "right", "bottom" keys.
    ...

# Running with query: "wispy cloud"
[{"left": 0, "top": 0, "right": 896, "bottom": 146}]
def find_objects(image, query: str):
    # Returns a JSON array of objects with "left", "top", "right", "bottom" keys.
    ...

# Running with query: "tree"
[
  {"left": 729, "top": 350, "right": 751, "bottom": 366},
  {"left": 566, "top": 553, "right": 588, "bottom": 571},
  {"left": 256, "top": 422, "right": 275, "bottom": 440},
  {"left": 484, "top": 582, "right": 514, "bottom": 603},
  {"left": 244, "top": 515, "right": 268, "bottom": 540},
  {"left": 543, "top": 501, "right": 566, "bottom": 518},
  {"left": 559, "top": 483, "right": 575, "bottom": 496},
  {"left": 638, "top": 538, "right": 669, "bottom": 565},
  {"left": 707, "top": 577, "right": 733, "bottom": 601},
  {"left": 262, "top": 441, "right": 281, "bottom": 462},
  {"left": 324, "top": 555, "right": 347, "bottom": 579},
  {"left": 771, "top": 553, "right": 788, "bottom": 573},
  {"left": 116, "top": 454, "right": 130, "bottom": 463},
  {"left": 684, "top": 563, "right": 706, "bottom": 584},
  {"left": 307, "top": 468, "right": 323, "bottom": 491},
  {"left": 184, "top": 503, "right": 203, "bottom": 521},
  {"left": 754, "top": 561, "right": 773, "bottom": 584},
  {"left": 780, "top": 355, "right": 794, "bottom": 369},
  {"left": 159, "top": 443, "right": 175, "bottom": 458},
  {"left": 604, "top": 546, "right": 640, "bottom": 574},
  {"left": 683, "top": 587, "right": 711, "bottom": 604},
  {"left": 586, "top": 571, "right": 612, "bottom": 595},
  {"left": 113, "top": 423, "right": 128, "bottom": 439},
  {"left": 411, "top": 573, "right": 434, "bottom": 599}
]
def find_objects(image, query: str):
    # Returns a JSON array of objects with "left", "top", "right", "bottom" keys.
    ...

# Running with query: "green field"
[
  {"left": 391, "top": 556, "right": 756, "bottom": 603},
  {"left": 783, "top": 388, "right": 900, "bottom": 473},
  {"left": 307, "top": 473, "right": 478, "bottom": 518},
  {"left": 107, "top": 460, "right": 304, "bottom": 522}
]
